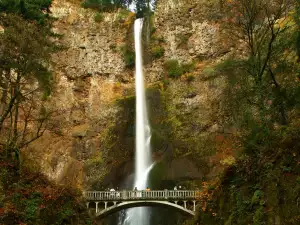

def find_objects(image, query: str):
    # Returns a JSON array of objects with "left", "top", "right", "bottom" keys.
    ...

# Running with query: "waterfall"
[
  {"left": 134, "top": 18, "right": 152, "bottom": 189},
  {"left": 121, "top": 18, "right": 153, "bottom": 225}
]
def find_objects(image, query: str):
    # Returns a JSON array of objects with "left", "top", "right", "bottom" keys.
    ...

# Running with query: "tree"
[
  {"left": 135, "top": 0, "right": 148, "bottom": 18},
  {"left": 295, "top": 0, "right": 300, "bottom": 58},
  {"left": 0, "top": 0, "right": 52, "bottom": 23},
  {"left": 0, "top": 14, "right": 54, "bottom": 162},
  {"left": 220, "top": 0, "right": 299, "bottom": 127},
  {"left": 81, "top": 0, "right": 134, "bottom": 12}
]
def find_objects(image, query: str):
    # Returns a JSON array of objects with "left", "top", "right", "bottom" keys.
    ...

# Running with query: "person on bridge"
[
  {"left": 145, "top": 187, "right": 150, "bottom": 191},
  {"left": 110, "top": 188, "right": 115, "bottom": 198},
  {"left": 174, "top": 186, "right": 177, "bottom": 190},
  {"left": 116, "top": 187, "right": 120, "bottom": 197},
  {"left": 133, "top": 187, "right": 138, "bottom": 198}
]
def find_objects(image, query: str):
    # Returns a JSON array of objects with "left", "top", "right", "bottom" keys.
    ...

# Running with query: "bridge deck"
[{"left": 84, "top": 190, "right": 200, "bottom": 201}]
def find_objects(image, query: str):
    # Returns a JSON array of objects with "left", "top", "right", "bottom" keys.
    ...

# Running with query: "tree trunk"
[{"left": 269, "top": 68, "right": 288, "bottom": 125}]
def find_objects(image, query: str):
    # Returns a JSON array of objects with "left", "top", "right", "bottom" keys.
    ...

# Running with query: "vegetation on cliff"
[
  {"left": 184, "top": 0, "right": 300, "bottom": 224},
  {"left": 0, "top": 161, "right": 91, "bottom": 224},
  {"left": 0, "top": 13, "right": 54, "bottom": 165},
  {"left": 81, "top": 0, "right": 156, "bottom": 17},
  {"left": 0, "top": 0, "right": 299, "bottom": 224},
  {"left": 0, "top": 2, "right": 91, "bottom": 224},
  {"left": 0, "top": 0, "right": 52, "bottom": 24}
]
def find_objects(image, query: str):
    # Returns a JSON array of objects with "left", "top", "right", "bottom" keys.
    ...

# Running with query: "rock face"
[
  {"left": 145, "top": 0, "right": 236, "bottom": 182},
  {"left": 51, "top": 1, "right": 126, "bottom": 79},
  {"left": 154, "top": 0, "right": 225, "bottom": 62},
  {"left": 27, "top": 0, "right": 134, "bottom": 189},
  {"left": 27, "top": 0, "right": 237, "bottom": 189}
]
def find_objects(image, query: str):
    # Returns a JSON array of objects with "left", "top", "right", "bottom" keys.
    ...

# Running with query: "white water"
[
  {"left": 134, "top": 18, "right": 152, "bottom": 188},
  {"left": 121, "top": 18, "right": 153, "bottom": 225}
]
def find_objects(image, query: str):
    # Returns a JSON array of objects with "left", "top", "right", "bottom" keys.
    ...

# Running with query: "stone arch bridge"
[{"left": 83, "top": 190, "right": 201, "bottom": 219}]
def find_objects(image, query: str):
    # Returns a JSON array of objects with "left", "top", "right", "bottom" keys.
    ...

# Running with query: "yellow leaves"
[
  {"left": 275, "top": 16, "right": 295, "bottom": 29},
  {"left": 122, "top": 12, "right": 136, "bottom": 28},
  {"left": 220, "top": 156, "right": 236, "bottom": 166}
]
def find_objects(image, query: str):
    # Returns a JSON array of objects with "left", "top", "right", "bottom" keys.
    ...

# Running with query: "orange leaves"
[
  {"left": 122, "top": 12, "right": 136, "bottom": 29},
  {"left": 215, "top": 134, "right": 241, "bottom": 166},
  {"left": 4, "top": 202, "right": 17, "bottom": 214},
  {"left": 0, "top": 207, "right": 4, "bottom": 216},
  {"left": 39, "top": 187, "right": 62, "bottom": 202},
  {"left": 216, "top": 134, "right": 235, "bottom": 155},
  {"left": 196, "top": 179, "right": 221, "bottom": 217}
]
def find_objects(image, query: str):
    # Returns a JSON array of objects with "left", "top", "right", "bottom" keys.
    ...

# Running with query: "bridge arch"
[{"left": 95, "top": 201, "right": 195, "bottom": 219}]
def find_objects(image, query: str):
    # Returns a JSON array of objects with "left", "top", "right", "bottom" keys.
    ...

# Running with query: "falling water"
[
  {"left": 134, "top": 18, "right": 152, "bottom": 188},
  {"left": 121, "top": 18, "right": 153, "bottom": 225}
]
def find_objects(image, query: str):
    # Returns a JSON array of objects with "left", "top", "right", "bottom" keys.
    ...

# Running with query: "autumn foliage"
[{"left": 0, "top": 162, "right": 89, "bottom": 225}]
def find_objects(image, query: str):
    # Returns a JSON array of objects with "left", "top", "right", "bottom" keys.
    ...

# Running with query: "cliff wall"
[{"left": 26, "top": 0, "right": 239, "bottom": 189}]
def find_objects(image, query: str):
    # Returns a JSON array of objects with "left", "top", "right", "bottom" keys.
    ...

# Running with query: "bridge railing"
[{"left": 83, "top": 190, "right": 200, "bottom": 201}]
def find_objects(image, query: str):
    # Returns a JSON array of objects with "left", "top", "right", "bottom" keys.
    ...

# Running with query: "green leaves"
[
  {"left": 0, "top": 0, "right": 52, "bottom": 24},
  {"left": 164, "top": 59, "right": 195, "bottom": 78},
  {"left": 0, "top": 14, "right": 53, "bottom": 91},
  {"left": 81, "top": 0, "right": 133, "bottom": 12},
  {"left": 120, "top": 44, "right": 135, "bottom": 68}
]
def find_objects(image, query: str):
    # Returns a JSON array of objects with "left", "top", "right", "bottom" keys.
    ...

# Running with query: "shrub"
[
  {"left": 120, "top": 45, "right": 135, "bottom": 68},
  {"left": 151, "top": 46, "right": 165, "bottom": 58},
  {"left": 151, "top": 27, "right": 156, "bottom": 34},
  {"left": 152, "top": 35, "right": 165, "bottom": 43},
  {"left": 182, "top": 61, "right": 195, "bottom": 73},
  {"left": 94, "top": 12, "right": 103, "bottom": 23},
  {"left": 109, "top": 43, "right": 117, "bottom": 52},
  {"left": 0, "top": 0, "right": 52, "bottom": 23},
  {"left": 117, "top": 9, "right": 130, "bottom": 22},
  {"left": 81, "top": 0, "right": 117, "bottom": 12},
  {"left": 186, "top": 74, "right": 195, "bottom": 82},
  {"left": 162, "top": 79, "right": 170, "bottom": 86},
  {"left": 251, "top": 190, "right": 264, "bottom": 206},
  {"left": 253, "top": 206, "right": 265, "bottom": 225},
  {"left": 164, "top": 59, "right": 183, "bottom": 78},
  {"left": 177, "top": 33, "right": 190, "bottom": 48},
  {"left": 164, "top": 60, "right": 195, "bottom": 78}
]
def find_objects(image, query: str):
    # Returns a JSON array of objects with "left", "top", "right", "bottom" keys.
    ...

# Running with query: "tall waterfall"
[
  {"left": 134, "top": 18, "right": 152, "bottom": 189},
  {"left": 122, "top": 18, "right": 153, "bottom": 225}
]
